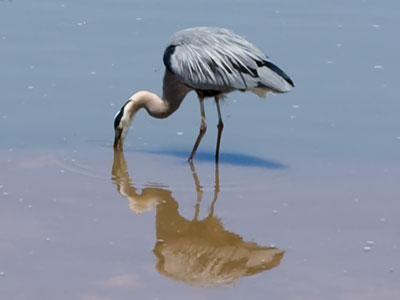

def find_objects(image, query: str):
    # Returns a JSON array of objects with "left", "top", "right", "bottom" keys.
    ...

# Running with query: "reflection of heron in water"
[{"left": 111, "top": 151, "right": 284, "bottom": 286}]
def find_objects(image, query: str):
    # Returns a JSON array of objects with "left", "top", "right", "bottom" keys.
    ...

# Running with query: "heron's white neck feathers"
[
  {"left": 118, "top": 90, "right": 172, "bottom": 142},
  {"left": 130, "top": 90, "right": 171, "bottom": 119},
  {"left": 127, "top": 87, "right": 190, "bottom": 120},
  {"left": 118, "top": 100, "right": 137, "bottom": 139}
]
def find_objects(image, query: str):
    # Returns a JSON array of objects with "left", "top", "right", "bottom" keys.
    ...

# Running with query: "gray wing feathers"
[{"left": 165, "top": 27, "right": 293, "bottom": 94}]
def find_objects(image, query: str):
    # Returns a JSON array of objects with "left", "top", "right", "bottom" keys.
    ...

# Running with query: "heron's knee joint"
[
  {"left": 200, "top": 124, "right": 207, "bottom": 134},
  {"left": 217, "top": 121, "right": 224, "bottom": 130},
  {"left": 200, "top": 118, "right": 207, "bottom": 132}
]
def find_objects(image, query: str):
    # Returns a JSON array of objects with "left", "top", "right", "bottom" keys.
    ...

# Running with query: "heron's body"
[{"left": 113, "top": 27, "right": 294, "bottom": 162}]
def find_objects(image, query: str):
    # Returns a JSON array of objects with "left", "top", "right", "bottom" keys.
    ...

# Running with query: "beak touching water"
[
  {"left": 113, "top": 128, "right": 123, "bottom": 150},
  {"left": 113, "top": 98, "right": 135, "bottom": 151}
]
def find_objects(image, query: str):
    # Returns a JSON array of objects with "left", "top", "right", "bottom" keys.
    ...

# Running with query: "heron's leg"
[
  {"left": 188, "top": 98, "right": 207, "bottom": 162},
  {"left": 209, "top": 164, "right": 220, "bottom": 217},
  {"left": 215, "top": 97, "right": 224, "bottom": 163},
  {"left": 189, "top": 162, "right": 203, "bottom": 221}
]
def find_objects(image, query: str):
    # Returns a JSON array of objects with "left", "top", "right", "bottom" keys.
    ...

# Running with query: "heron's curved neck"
[
  {"left": 130, "top": 71, "right": 191, "bottom": 119},
  {"left": 130, "top": 91, "right": 170, "bottom": 119}
]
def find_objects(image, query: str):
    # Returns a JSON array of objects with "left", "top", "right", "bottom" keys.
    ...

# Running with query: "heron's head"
[{"left": 113, "top": 99, "right": 137, "bottom": 150}]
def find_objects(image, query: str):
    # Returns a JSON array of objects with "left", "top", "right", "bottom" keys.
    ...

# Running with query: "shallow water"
[{"left": 1, "top": 0, "right": 400, "bottom": 299}]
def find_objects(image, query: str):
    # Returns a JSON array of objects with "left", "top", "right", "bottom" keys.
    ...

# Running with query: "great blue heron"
[{"left": 113, "top": 27, "right": 294, "bottom": 162}]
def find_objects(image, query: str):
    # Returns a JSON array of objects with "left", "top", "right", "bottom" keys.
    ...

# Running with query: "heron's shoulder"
[
  {"left": 167, "top": 27, "right": 240, "bottom": 47},
  {"left": 163, "top": 27, "right": 225, "bottom": 73}
]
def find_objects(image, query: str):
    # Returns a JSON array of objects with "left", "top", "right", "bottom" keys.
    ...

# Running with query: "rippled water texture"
[{"left": 1, "top": 1, "right": 399, "bottom": 299}]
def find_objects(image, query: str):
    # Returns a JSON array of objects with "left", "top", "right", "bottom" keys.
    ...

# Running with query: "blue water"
[{"left": 1, "top": 0, "right": 399, "bottom": 160}]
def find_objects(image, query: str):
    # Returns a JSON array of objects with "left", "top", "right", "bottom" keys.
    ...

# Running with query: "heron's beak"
[{"left": 113, "top": 128, "right": 123, "bottom": 150}]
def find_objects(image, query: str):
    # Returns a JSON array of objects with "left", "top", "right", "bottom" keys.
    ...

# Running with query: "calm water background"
[{"left": 1, "top": 0, "right": 399, "bottom": 299}]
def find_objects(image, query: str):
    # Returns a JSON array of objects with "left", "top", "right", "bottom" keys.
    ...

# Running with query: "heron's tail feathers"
[{"left": 256, "top": 61, "right": 294, "bottom": 93}]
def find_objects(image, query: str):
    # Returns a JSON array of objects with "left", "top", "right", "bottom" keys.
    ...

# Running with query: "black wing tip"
[
  {"left": 261, "top": 60, "right": 294, "bottom": 88},
  {"left": 286, "top": 76, "right": 295, "bottom": 88}
]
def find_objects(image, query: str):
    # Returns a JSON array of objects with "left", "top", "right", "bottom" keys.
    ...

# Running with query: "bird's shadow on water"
[{"left": 145, "top": 150, "right": 288, "bottom": 169}]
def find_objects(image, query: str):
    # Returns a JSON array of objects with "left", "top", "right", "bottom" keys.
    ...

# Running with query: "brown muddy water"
[{"left": 1, "top": 0, "right": 400, "bottom": 299}]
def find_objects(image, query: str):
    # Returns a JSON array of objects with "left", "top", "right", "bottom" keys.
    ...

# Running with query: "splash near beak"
[{"left": 113, "top": 128, "right": 123, "bottom": 150}]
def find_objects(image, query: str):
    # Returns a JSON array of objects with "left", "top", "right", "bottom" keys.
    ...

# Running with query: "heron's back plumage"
[{"left": 163, "top": 27, "right": 294, "bottom": 96}]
